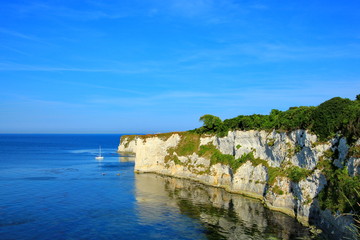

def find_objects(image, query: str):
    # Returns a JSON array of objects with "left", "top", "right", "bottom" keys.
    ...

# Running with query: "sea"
[{"left": 0, "top": 134, "right": 322, "bottom": 240}]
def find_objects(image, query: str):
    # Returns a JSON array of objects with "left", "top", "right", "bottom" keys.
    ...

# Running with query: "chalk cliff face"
[{"left": 118, "top": 130, "right": 359, "bottom": 239}]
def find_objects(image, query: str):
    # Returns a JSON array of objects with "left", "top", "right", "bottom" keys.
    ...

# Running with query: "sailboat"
[{"left": 95, "top": 146, "right": 104, "bottom": 160}]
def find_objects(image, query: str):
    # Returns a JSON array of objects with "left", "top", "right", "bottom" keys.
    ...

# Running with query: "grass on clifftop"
[
  {"left": 121, "top": 132, "right": 183, "bottom": 142},
  {"left": 174, "top": 133, "right": 200, "bottom": 156},
  {"left": 164, "top": 132, "right": 200, "bottom": 157}
]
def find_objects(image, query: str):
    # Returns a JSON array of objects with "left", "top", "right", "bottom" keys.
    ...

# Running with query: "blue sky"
[{"left": 0, "top": 0, "right": 359, "bottom": 133}]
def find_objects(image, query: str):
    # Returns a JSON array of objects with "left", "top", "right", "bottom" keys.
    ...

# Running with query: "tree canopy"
[
  {"left": 192, "top": 95, "right": 360, "bottom": 141},
  {"left": 199, "top": 114, "right": 222, "bottom": 131}
]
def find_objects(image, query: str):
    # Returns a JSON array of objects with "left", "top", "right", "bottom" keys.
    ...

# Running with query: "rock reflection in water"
[
  {"left": 118, "top": 156, "right": 135, "bottom": 162},
  {"left": 136, "top": 173, "right": 319, "bottom": 240}
]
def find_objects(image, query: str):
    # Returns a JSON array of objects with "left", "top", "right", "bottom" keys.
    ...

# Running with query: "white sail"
[{"left": 95, "top": 146, "right": 104, "bottom": 160}]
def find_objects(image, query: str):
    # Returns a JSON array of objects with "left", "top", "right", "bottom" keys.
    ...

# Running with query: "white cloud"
[
  {"left": 0, "top": 28, "right": 41, "bottom": 42},
  {"left": 0, "top": 62, "right": 151, "bottom": 74},
  {"left": 5, "top": 2, "right": 128, "bottom": 20}
]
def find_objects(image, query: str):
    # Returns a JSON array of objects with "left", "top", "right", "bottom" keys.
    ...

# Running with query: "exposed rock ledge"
[{"left": 118, "top": 130, "right": 359, "bottom": 240}]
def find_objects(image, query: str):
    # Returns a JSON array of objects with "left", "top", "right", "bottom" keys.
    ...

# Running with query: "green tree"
[
  {"left": 311, "top": 97, "right": 353, "bottom": 140},
  {"left": 199, "top": 114, "right": 222, "bottom": 132}
]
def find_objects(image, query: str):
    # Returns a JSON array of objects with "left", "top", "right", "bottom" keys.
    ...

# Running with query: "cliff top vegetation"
[{"left": 192, "top": 95, "right": 360, "bottom": 141}]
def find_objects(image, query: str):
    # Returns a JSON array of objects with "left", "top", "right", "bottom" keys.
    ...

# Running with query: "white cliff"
[
  {"left": 118, "top": 130, "right": 359, "bottom": 239},
  {"left": 232, "top": 161, "right": 268, "bottom": 199},
  {"left": 214, "top": 130, "right": 331, "bottom": 169}
]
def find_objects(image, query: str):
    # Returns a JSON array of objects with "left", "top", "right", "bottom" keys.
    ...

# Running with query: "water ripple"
[{"left": 21, "top": 177, "right": 57, "bottom": 180}]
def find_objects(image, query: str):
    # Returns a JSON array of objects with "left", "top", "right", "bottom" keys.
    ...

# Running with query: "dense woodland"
[{"left": 193, "top": 95, "right": 360, "bottom": 142}]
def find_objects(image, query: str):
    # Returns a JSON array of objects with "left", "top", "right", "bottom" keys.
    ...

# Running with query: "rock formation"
[{"left": 119, "top": 130, "right": 359, "bottom": 239}]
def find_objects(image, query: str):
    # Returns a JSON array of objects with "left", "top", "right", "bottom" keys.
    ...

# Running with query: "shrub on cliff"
[
  {"left": 311, "top": 97, "right": 355, "bottom": 141},
  {"left": 318, "top": 166, "right": 360, "bottom": 213}
]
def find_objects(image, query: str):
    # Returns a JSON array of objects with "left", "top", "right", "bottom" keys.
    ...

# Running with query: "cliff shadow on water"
[{"left": 135, "top": 173, "right": 325, "bottom": 240}]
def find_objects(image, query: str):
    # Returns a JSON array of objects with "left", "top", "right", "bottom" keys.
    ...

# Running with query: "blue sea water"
[{"left": 0, "top": 134, "right": 321, "bottom": 240}]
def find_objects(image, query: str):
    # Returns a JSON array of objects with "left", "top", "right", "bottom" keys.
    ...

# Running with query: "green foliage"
[
  {"left": 267, "top": 138, "right": 275, "bottom": 147},
  {"left": 348, "top": 145, "right": 360, "bottom": 158},
  {"left": 199, "top": 144, "right": 243, "bottom": 171},
  {"left": 165, "top": 155, "right": 182, "bottom": 165},
  {"left": 294, "top": 144, "right": 302, "bottom": 154},
  {"left": 199, "top": 144, "right": 264, "bottom": 171},
  {"left": 191, "top": 95, "right": 360, "bottom": 141},
  {"left": 285, "top": 166, "right": 311, "bottom": 183},
  {"left": 349, "top": 190, "right": 360, "bottom": 239},
  {"left": 311, "top": 141, "right": 328, "bottom": 148},
  {"left": 276, "top": 106, "right": 316, "bottom": 131},
  {"left": 266, "top": 164, "right": 312, "bottom": 186},
  {"left": 286, "top": 143, "right": 296, "bottom": 158},
  {"left": 311, "top": 97, "right": 354, "bottom": 140},
  {"left": 164, "top": 132, "right": 200, "bottom": 166},
  {"left": 234, "top": 152, "right": 256, "bottom": 169},
  {"left": 272, "top": 185, "right": 284, "bottom": 195},
  {"left": 236, "top": 144, "right": 241, "bottom": 149},
  {"left": 210, "top": 151, "right": 236, "bottom": 167},
  {"left": 121, "top": 135, "right": 138, "bottom": 148},
  {"left": 198, "top": 144, "right": 216, "bottom": 157},
  {"left": 323, "top": 149, "right": 334, "bottom": 159},
  {"left": 199, "top": 144, "right": 237, "bottom": 168},
  {"left": 250, "top": 157, "right": 269, "bottom": 167},
  {"left": 267, "top": 167, "right": 286, "bottom": 185},
  {"left": 173, "top": 132, "right": 200, "bottom": 156},
  {"left": 316, "top": 149, "right": 360, "bottom": 213},
  {"left": 303, "top": 197, "right": 313, "bottom": 205},
  {"left": 198, "top": 114, "right": 223, "bottom": 133},
  {"left": 318, "top": 166, "right": 360, "bottom": 213}
]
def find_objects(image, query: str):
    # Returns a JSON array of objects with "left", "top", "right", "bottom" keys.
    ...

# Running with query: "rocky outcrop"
[
  {"left": 214, "top": 130, "right": 330, "bottom": 169},
  {"left": 265, "top": 176, "right": 297, "bottom": 217},
  {"left": 118, "top": 130, "right": 359, "bottom": 239},
  {"left": 232, "top": 161, "right": 268, "bottom": 199},
  {"left": 347, "top": 139, "right": 360, "bottom": 177}
]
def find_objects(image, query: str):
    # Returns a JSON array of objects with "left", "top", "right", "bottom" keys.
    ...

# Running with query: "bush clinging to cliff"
[{"left": 318, "top": 166, "right": 360, "bottom": 213}]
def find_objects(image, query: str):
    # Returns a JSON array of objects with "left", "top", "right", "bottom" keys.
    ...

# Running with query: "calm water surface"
[{"left": 0, "top": 134, "right": 321, "bottom": 239}]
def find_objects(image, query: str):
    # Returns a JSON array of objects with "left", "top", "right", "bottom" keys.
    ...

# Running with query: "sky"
[{"left": 0, "top": 0, "right": 359, "bottom": 133}]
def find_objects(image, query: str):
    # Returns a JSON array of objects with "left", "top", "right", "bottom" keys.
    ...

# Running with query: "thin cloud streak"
[
  {"left": 0, "top": 28, "right": 39, "bottom": 41},
  {"left": 176, "top": 42, "right": 360, "bottom": 67},
  {"left": 0, "top": 62, "right": 151, "bottom": 74},
  {"left": 6, "top": 2, "right": 128, "bottom": 20},
  {"left": 47, "top": 80, "right": 147, "bottom": 96},
  {"left": 87, "top": 79, "right": 360, "bottom": 112},
  {"left": 0, "top": 93, "right": 87, "bottom": 108},
  {"left": 0, "top": 45, "right": 31, "bottom": 56}
]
